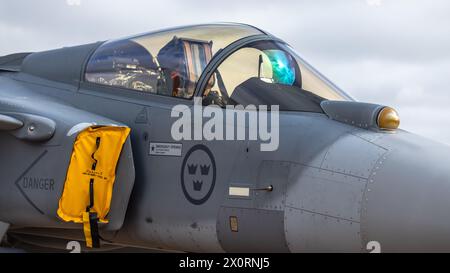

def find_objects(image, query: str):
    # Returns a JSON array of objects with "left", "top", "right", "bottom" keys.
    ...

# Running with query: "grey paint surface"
[
  {"left": 361, "top": 132, "right": 450, "bottom": 252},
  {"left": 0, "top": 221, "right": 8, "bottom": 241},
  {"left": 217, "top": 207, "right": 289, "bottom": 253},
  {"left": 1, "top": 24, "right": 450, "bottom": 252},
  {"left": 0, "top": 114, "right": 23, "bottom": 130}
]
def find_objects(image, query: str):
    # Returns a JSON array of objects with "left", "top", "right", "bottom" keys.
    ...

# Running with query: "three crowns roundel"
[{"left": 181, "top": 144, "right": 216, "bottom": 205}]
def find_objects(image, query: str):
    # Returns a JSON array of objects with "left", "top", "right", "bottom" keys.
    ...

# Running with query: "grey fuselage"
[{"left": 1, "top": 38, "right": 450, "bottom": 253}]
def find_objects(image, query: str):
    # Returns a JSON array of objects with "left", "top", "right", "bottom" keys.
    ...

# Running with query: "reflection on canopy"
[
  {"left": 202, "top": 40, "right": 351, "bottom": 111},
  {"left": 84, "top": 23, "right": 352, "bottom": 112},
  {"left": 85, "top": 24, "right": 263, "bottom": 98}
]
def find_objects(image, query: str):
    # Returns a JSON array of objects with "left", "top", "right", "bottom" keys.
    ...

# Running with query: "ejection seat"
[{"left": 157, "top": 36, "right": 213, "bottom": 98}]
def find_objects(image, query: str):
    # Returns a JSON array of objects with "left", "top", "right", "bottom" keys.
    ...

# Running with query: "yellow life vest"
[{"left": 57, "top": 126, "right": 131, "bottom": 248}]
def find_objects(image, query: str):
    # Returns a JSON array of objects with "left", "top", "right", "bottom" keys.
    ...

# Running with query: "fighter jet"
[{"left": 0, "top": 23, "right": 448, "bottom": 253}]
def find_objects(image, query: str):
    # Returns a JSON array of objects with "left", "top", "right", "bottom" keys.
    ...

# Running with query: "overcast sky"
[{"left": 1, "top": 0, "right": 449, "bottom": 144}]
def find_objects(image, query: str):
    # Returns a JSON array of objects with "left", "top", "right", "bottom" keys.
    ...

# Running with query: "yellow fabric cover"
[
  {"left": 83, "top": 212, "right": 93, "bottom": 247},
  {"left": 57, "top": 126, "right": 131, "bottom": 224}
]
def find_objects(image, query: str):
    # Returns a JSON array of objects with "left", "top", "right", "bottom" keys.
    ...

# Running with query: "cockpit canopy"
[{"left": 85, "top": 23, "right": 351, "bottom": 111}]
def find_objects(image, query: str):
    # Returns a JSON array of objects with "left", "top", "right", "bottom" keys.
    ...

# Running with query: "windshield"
[
  {"left": 202, "top": 40, "right": 351, "bottom": 112},
  {"left": 84, "top": 24, "right": 263, "bottom": 98}
]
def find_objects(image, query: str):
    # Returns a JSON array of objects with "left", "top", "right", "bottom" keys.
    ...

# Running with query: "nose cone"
[{"left": 364, "top": 131, "right": 450, "bottom": 252}]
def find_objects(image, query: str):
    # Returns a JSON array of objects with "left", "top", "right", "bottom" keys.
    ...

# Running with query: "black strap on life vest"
[{"left": 84, "top": 137, "right": 101, "bottom": 248}]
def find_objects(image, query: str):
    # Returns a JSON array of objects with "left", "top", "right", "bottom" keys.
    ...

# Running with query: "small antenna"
[{"left": 258, "top": 54, "right": 263, "bottom": 78}]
